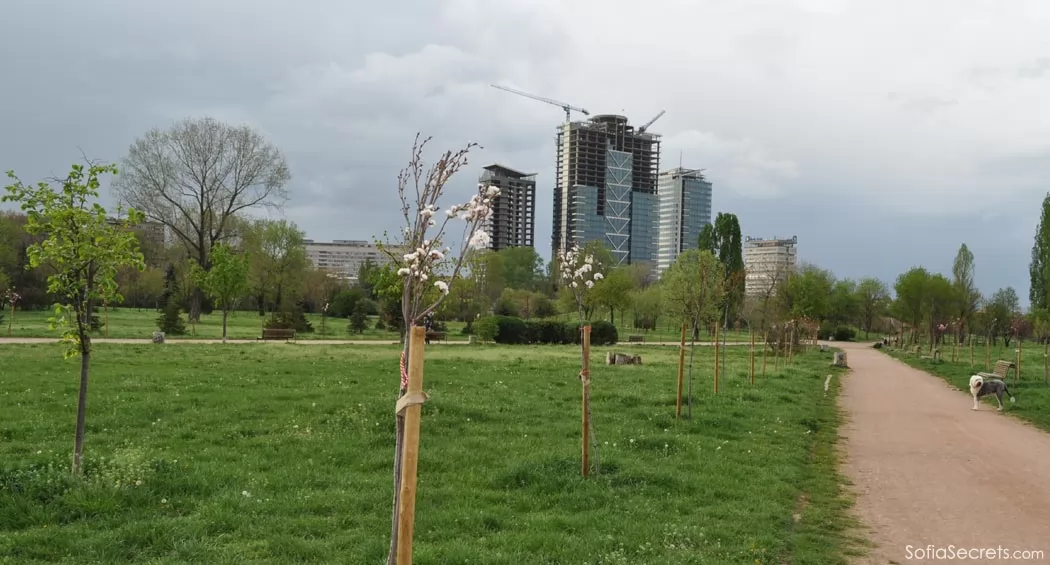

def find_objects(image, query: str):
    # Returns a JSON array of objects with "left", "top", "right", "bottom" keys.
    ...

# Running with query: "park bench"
[
  {"left": 425, "top": 330, "right": 447, "bottom": 344},
  {"left": 627, "top": 335, "right": 645, "bottom": 343},
  {"left": 260, "top": 328, "right": 296, "bottom": 342},
  {"left": 976, "top": 359, "right": 1015, "bottom": 381}
]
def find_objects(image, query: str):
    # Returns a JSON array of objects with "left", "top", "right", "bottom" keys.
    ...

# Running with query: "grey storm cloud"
[{"left": 2, "top": 0, "right": 1049, "bottom": 305}]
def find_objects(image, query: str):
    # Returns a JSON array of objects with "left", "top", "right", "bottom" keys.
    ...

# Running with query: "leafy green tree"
[
  {"left": 1030, "top": 192, "right": 1050, "bottom": 311},
  {"left": 697, "top": 223, "right": 716, "bottom": 254},
  {"left": 631, "top": 285, "right": 663, "bottom": 331},
  {"left": 497, "top": 246, "right": 545, "bottom": 291},
  {"left": 925, "top": 274, "right": 957, "bottom": 347},
  {"left": 191, "top": 242, "right": 250, "bottom": 343},
  {"left": 662, "top": 249, "right": 725, "bottom": 337},
  {"left": 855, "top": 277, "right": 890, "bottom": 338},
  {"left": 3, "top": 163, "right": 146, "bottom": 475},
  {"left": 589, "top": 267, "right": 635, "bottom": 325},
  {"left": 242, "top": 218, "right": 308, "bottom": 316},
  {"left": 828, "top": 279, "right": 860, "bottom": 326},
  {"left": 777, "top": 263, "right": 834, "bottom": 322},
  {"left": 891, "top": 267, "right": 931, "bottom": 344},
  {"left": 697, "top": 214, "right": 744, "bottom": 324},
  {"left": 661, "top": 249, "right": 725, "bottom": 415},
  {"left": 986, "top": 287, "right": 1020, "bottom": 346}
]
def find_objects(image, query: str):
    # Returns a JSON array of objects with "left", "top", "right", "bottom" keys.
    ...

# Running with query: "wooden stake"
[
  {"left": 1044, "top": 341, "right": 1048, "bottom": 385},
  {"left": 714, "top": 322, "right": 720, "bottom": 394},
  {"left": 787, "top": 323, "right": 795, "bottom": 364},
  {"left": 581, "top": 325, "right": 592, "bottom": 477},
  {"left": 1017, "top": 340, "right": 1023, "bottom": 382},
  {"left": 676, "top": 322, "right": 685, "bottom": 419},
  {"left": 396, "top": 325, "right": 428, "bottom": 565},
  {"left": 749, "top": 329, "right": 755, "bottom": 385},
  {"left": 985, "top": 335, "right": 991, "bottom": 370},
  {"left": 761, "top": 330, "right": 768, "bottom": 379},
  {"left": 970, "top": 334, "right": 974, "bottom": 368}
]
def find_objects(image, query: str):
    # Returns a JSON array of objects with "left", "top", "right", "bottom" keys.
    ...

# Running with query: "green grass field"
[
  {"left": 1, "top": 307, "right": 758, "bottom": 343},
  {"left": 0, "top": 342, "right": 862, "bottom": 564},
  {"left": 880, "top": 341, "right": 1050, "bottom": 432}
]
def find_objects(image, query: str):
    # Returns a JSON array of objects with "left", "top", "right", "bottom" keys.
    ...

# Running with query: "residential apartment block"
[
  {"left": 743, "top": 236, "right": 798, "bottom": 298},
  {"left": 303, "top": 239, "right": 393, "bottom": 282},
  {"left": 655, "top": 167, "right": 713, "bottom": 275},
  {"left": 551, "top": 114, "right": 661, "bottom": 268},
  {"left": 479, "top": 164, "right": 536, "bottom": 250}
]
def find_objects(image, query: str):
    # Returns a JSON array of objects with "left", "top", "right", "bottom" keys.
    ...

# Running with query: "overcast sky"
[{"left": 2, "top": 0, "right": 1048, "bottom": 306}]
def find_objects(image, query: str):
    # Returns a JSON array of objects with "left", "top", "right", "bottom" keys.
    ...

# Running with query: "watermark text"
[{"left": 906, "top": 545, "right": 1044, "bottom": 560}]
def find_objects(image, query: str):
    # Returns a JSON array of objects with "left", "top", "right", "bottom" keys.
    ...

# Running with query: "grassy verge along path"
[
  {"left": 880, "top": 344, "right": 1050, "bottom": 432},
  {"left": 1, "top": 343, "right": 859, "bottom": 564}
]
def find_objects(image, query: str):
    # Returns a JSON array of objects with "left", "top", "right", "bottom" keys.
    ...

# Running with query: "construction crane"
[
  {"left": 490, "top": 84, "right": 589, "bottom": 122},
  {"left": 637, "top": 109, "right": 665, "bottom": 134}
]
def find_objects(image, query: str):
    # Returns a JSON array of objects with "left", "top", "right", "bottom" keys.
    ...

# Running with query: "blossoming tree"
[
  {"left": 557, "top": 242, "right": 605, "bottom": 476},
  {"left": 378, "top": 134, "right": 499, "bottom": 564}
]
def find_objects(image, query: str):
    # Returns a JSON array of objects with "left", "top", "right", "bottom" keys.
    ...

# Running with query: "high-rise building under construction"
[{"left": 551, "top": 114, "right": 661, "bottom": 268}]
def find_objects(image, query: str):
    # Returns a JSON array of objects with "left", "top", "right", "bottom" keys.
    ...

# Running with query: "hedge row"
[{"left": 474, "top": 316, "right": 618, "bottom": 345}]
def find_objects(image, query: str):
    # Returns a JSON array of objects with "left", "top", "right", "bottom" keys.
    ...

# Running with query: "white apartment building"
[
  {"left": 303, "top": 239, "right": 393, "bottom": 282},
  {"left": 743, "top": 236, "right": 798, "bottom": 298}
]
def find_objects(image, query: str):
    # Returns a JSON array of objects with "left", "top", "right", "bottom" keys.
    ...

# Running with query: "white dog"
[{"left": 969, "top": 374, "right": 1015, "bottom": 411}]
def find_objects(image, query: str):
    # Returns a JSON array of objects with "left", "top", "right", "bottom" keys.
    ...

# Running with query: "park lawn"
[
  {"left": 1, "top": 308, "right": 415, "bottom": 342},
  {"left": 2, "top": 307, "right": 763, "bottom": 344},
  {"left": 880, "top": 343, "right": 1050, "bottom": 432},
  {"left": 0, "top": 342, "right": 862, "bottom": 564}
]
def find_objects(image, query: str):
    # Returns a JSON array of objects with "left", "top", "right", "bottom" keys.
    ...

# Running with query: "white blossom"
[
  {"left": 467, "top": 230, "right": 491, "bottom": 249},
  {"left": 434, "top": 281, "right": 449, "bottom": 295}
]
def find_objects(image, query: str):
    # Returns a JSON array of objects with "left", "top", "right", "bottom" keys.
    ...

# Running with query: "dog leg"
[{"left": 972, "top": 394, "right": 980, "bottom": 410}]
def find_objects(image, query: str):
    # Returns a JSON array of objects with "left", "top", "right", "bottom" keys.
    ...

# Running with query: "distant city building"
[
  {"left": 655, "top": 167, "right": 713, "bottom": 276},
  {"left": 743, "top": 236, "right": 798, "bottom": 298},
  {"left": 552, "top": 114, "right": 661, "bottom": 268},
  {"left": 479, "top": 164, "right": 536, "bottom": 250},
  {"left": 303, "top": 239, "right": 393, "bottom": 282}
]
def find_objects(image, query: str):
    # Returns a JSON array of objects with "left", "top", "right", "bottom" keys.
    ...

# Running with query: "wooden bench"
[
  {"left": 425, "top": 331, "right": 447, "bottom": 344},
  {"left": 260, "top": 328, "right": 296, "bottom": 342},
  {"left": 627, "top": 335, "right": 645, "bottom": 343},
  {"left": 976, "top": 359, "right": 1015, "bottom": 381}
]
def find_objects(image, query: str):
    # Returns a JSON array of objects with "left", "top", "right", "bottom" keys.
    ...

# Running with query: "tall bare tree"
[{"left": 113, "top": 116, "right": 290, "bottom": 320}]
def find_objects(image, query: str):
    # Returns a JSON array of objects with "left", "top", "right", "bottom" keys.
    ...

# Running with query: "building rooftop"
[{"left": 482, "top": 163, "right": 536, "bottom": 179}]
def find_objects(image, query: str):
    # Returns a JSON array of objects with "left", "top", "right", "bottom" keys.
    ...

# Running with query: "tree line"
[{"left": 4, "top": 116, "right": 1050, "bottom": 350}]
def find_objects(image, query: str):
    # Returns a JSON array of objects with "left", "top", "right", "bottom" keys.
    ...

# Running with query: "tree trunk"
[
  {"left": 222, "top": 309, "right": 229, "bottom": 343},
  {"left": 72, "top": 336, "right": 91, "bottom": 475},
  {"left": 189, "top": 287, "right": 203, "bottom": 323}
]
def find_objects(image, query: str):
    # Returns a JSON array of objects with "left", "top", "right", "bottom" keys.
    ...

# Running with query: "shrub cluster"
[
  {"left": 818, "top": 322, "right": 856, "bottom": 342},
  {"left": 474, "top": 315, "right": 618, "bottom": 345}
]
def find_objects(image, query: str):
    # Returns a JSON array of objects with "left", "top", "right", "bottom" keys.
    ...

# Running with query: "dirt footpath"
[{"left": 837, "top": 343, "right": 1050, "bottom": 563}]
